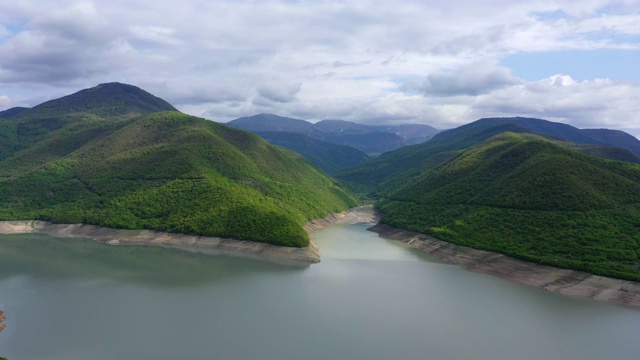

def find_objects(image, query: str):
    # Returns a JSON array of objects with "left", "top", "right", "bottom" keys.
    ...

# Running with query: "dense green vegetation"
[
  {"left": 6, "top": 82, "right": 640, "bottom": 283},
  {"left": 255, "top": 131, "right": 370, "bottom": 174},
  {"left": 0, "top": 84, "right": 357, "bottom": 247},
  {"left": 378, "top": 132, "right": 640, "bottom": 281},
  {"left": 0, "top": 106, "right": 29, "bottom": 118},
  {"left": 0, "top": 82, "right": 178, "bottom": 161},
  {"left": 338, "top": 117, "right": 640, "bottom": 194},
  {"left": 0, "top": 118, "right": 19, "bottom": 160},
  {"left": 337, "top": 122, "right": 530, "bottom": 192}
]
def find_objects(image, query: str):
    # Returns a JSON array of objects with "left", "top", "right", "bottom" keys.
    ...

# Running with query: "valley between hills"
[{"left": 2, "top": 82, "right": 640, "bottom": 305}]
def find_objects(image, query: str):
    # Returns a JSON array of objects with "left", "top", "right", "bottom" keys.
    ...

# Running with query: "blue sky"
[
  {"left": 501, "top": 49, "right": 640, "bottom": 82},
  {"left": 0, "top": 0, "right": 639, "bottom": 137}
]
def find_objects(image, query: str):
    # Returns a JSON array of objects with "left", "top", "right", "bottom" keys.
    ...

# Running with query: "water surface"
[{"left": 1, "top": 224, "right": 639, "bottom": 359}]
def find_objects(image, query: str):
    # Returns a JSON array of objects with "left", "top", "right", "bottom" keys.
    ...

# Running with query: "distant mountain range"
[
  {"left": 338, "top": 117, "right": 640, "bottom": 191},
  {"left": 0, "top": 83, "right": 357, "bottom": 247},
  {"left": 256, "top": 131, "right": 371, "bottom": 174},
  {"left": 470, "top": 117, "right": 640, "bottom": 156},
  {"left": 227, "top": 113, "right": 440, "bottom": 155}
]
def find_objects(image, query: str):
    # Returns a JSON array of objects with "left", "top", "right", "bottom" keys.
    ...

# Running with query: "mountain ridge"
[
  {"left": 0, "top": 106, "right": 30, "bottom": 119},
  {"left": 337, "top": 117, "right": 640, "bottom": 193},
  {"left": 256, "top": 131, "right": 370, "bottom": 174},
  {"left": 227, "top": 113, "right": 440, "bottom": 155},
  {"left": 0, "top": 85, "right": 358, "bottom": 248},
  {"left": 14, "top": 82, "right": 177, "bottom": 121}
]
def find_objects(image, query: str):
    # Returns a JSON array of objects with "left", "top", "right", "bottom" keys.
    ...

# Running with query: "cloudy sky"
[{"left": 0, "top": 0, "right": 639, "bottom": 136}]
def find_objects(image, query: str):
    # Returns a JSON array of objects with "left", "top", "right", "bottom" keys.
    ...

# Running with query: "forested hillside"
[
  {"left": 378, "top": 132, "right": 640, "bottom": 281},
  {"left": 256, "top": 131, "right": 370, "bottom": 174},
  {"left": 0, "top": 84, "right": 357, "bottom": 247},
  {"left": 338, "top": 117, "right": 640, "bottom": 194}
]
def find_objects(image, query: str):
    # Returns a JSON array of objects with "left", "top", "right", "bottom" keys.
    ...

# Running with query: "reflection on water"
[
  {"left": 1, "top": 224, "right": 640, "bottom": 360},
  {"left": 0, "top": 233, "right": 300, "bottom": 286}
]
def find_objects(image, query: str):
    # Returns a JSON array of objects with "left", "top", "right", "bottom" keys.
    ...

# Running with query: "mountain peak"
[
  {"left": 227, "top": 113, "right": 317, "bottom": 134},
  {"left": 0, "top": 106, "right": 30, "bottom": 119},
  {"left": 471, "top": 117, "right": 640, "bottom": 155},
  {"left": 16, "top": 82, "right": 177, "bottom": 120}
]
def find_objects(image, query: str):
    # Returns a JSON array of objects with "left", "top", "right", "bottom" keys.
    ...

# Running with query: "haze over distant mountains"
[
  {"left": 227, "top": 113, "right": 441, "bottom": 155},
  {"left": 256, "top": 131, "right": 371, "bottom": 174},
  {"left": 338, "top": 117, "right": 640, "bottom": 190}
]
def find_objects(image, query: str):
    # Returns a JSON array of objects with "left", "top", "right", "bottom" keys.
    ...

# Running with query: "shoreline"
[
  {"left": 5, "top": 206, "right": 637, "bottom": 308},
  {"left": 368, "top": 221, "right": 640, "bottom": 308},
  {"left": 0, "top": 206, "right": 376, "bottom": 265}
]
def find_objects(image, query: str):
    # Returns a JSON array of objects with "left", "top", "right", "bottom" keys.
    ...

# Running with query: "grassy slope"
[
  {"left": 0, "top": 98, "right": 357, "bottom": 248},
  {"left": 378, "top": 132, "right": 640, "bottom": 281}
]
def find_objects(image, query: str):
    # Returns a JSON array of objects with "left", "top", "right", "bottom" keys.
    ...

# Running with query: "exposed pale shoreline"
[
  {"left": 4, "top": 206, "right": 639, "bottom": 308},
  {"left": 0, "top": 206, "right": 376, "bottom": 264},
  {"left": 368, "top": 221, "right": 640, "bottom": 308}
]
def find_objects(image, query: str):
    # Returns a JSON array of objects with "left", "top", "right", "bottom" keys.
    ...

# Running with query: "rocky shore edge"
[
  {"left": 0, "top": 206, "right": 376, "bottom": 265},
  {"left": 369, "top": 222, "right": 640, "bottom": 308}
]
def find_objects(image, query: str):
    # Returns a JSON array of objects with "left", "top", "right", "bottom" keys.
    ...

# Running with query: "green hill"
[
  {"left": 337, "top": 122, "right": 530, "bottom": 194},
  {"left": 580, "top": 128, "right": 640, "bottom": 155},
  {"left": 0, "top": 86, "right": 357, "bottom": 248},
  {"left": 0, "top": 118, "right": 19, "bottom": 160},
  {"left": 0, "top": 106, "right": 30, "bottom": 118},
  {"left": 476, "top": 117, "right": 640, "bottom": 155},
  {"left": 0, "top": 83, "right": 179, "bottom": 162},
  {"left": 256, "top": 131, "right": 370, "bottom": 174},
  {"left": 378, "top": 132, "right": 640, "bottom": 281},
  {"left": 14, "top": 82, "right": 177, "bottom": 120},
  {"left": 337, "top": 118, "right": 640, "bottom": 195}
]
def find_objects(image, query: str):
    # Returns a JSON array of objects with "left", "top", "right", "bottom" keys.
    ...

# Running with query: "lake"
[{"left": 1, "top": 223, "right": 640, "bottom": 359}]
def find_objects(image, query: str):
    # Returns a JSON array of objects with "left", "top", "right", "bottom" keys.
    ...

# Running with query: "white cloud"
[
  {"left": 0, "top": 0, "right": 637, "bottom": 137},
  {"left": 469, "top": 75, "right": 640, "bottom": 130},
  {"left": 573, "top": 14, "right": 640, "bottom": 35},
  {"left": 0, "top": 2, "right": 130, "bottom": 84},
  {"left": 29, "top": 2, "right": 110, "bottom": 43},
  {"left": 129, "top": 26, "right": 181, "bottom": 46},
  {"left": 403, "top": 62, "right": 523, "bottom": 96},
  {"left": 256, "top": 81, "right": 301, "bottom": 104},
  {"left": 0, "top": 95, "right": 12, "bottom": 109}
]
